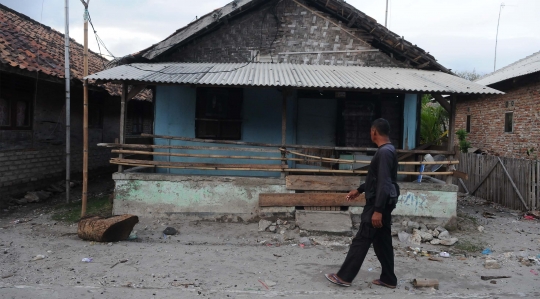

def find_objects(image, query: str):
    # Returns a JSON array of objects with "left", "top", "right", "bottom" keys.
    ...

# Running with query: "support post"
[
  {"left": 281, "top": 90, "right": 288, "bottom": 176},
  {"left": 118, "top": 83, "right": 128, "bottom": 173},
  {"left": 81, "top": 2, "right": 89, "bottom": 217},
  {"left": 64, "top": 0, "right": 71, "bottom": 203},
  {"left": 445, "top": 95, "right": 457, "bottom": 184}
]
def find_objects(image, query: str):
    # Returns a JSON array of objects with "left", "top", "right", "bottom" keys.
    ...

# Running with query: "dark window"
[
  {"left": 504, "top": 112, "right": 513, "bottom": 133},
  {"left": 466, "top": 115, "right": 471, "bottom": 133},
  {"left": 195, "top": 88, "right": 242, "bottom": 140},
  {"left": 0, "top": 97, "right": 32, "bottom": 129}
]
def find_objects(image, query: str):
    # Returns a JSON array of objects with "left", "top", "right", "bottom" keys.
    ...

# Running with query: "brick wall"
[
  {"left": 163, "top": 0, "right": 406, "bottom": 68},
  {"left": 0, "top": 146, "right": 113, "bottom": 198},
  {"left": 456, "top": 80, "right": 540, "bottom": 159}
]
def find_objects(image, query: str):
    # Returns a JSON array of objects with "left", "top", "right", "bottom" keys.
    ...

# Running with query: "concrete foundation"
[{"left": 113, "top": 170, "right": 458, "bottom": 224}]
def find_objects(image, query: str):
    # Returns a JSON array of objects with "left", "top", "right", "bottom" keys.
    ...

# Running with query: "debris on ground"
[
  {"left": 413, "top": 278, "right": 439, "bottom": 289},
  {"left": 397, "top": 222, "right": 458, "bottom": 246},
  {"left": 81, "top": 257, "right": 93, "bottom": 263},
  {"left": 484, "top": 259, "right": 501, "bottom": 269},
  {"left": 480, "top": 275, "right": 511, "bottom": 280},
  {"left": 77, "top": 215, "right": 139, "bottom": 242},
  {"left": 31, "top": 255, "right": 46, "bottom": 261},
  {"left": 163, "top": 227, "right": 178, "bottom": 235}
]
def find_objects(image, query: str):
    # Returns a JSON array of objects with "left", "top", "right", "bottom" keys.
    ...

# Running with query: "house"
[
  {"left": 0, "top": 4, "right": 153, "bottom": 199},
  {"left": 456, "top": 51, "right": 540, "bottom": 159},
  {"left": 90, "top": 0, "right": 501, "bottom": 223}
]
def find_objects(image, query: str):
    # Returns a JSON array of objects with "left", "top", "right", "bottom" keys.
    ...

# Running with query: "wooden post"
[
  {"left": 446, "top": 95, "right": 457, "bottom": 184},
  {"left": 118, "top": 83, "right": 128, "bottom": 173},
  {"left": 81, "top": 2, "right": 89, "bottom": 218},
  {"left": 281, "top": 90, "right": 288, "bottom": 176}
]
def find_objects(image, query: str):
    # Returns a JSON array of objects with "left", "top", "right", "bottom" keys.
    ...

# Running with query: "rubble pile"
[
  {"left": 5, "top": 180, "right": 78, "bottom": 207},
  {"left": 397, "top": 221, "right": 458, "bottom": 246}
]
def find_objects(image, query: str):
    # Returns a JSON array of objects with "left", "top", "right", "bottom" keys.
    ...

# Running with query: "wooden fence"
[{"left": 457, "top": 153, "right": 539, "bottom": 211}]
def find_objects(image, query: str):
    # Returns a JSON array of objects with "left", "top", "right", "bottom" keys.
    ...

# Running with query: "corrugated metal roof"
[
  {"left": 476, "top": 51, "right": 540, "bottom": 86},
  {"left": 86, "top": 63, "right": 503, "bottom": 95}
]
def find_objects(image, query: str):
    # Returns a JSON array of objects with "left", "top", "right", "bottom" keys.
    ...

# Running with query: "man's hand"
[
  {"left": 371, "top": 212, "right": 383, "bottom": 228},
  {"left": 346, "top": 189, "right": 360, "bottom": 201}
]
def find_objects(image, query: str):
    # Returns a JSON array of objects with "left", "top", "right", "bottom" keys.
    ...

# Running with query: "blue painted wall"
[
  {"left": 154, "top": 86, "right": 296, "bottom": 177},
  {"left": 403, "top": 94, "right": 418, "bottom": 150}
]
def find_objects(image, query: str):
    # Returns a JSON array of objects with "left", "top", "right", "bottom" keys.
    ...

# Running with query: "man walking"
[{"left": 325, "top": 118, "right": 400, "bottom": 288}]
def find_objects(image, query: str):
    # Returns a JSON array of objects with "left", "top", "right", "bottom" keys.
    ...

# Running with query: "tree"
[
  {"left": 420, "top": 94, "right": 448, "bottom": 145},
  {"left": 454, "top": 69, "right": 485, "bottom": 81}
]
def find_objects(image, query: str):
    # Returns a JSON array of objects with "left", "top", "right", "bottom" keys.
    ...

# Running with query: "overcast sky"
[{"left": 2, "top": 0, "right": 539, "bottom": 75}]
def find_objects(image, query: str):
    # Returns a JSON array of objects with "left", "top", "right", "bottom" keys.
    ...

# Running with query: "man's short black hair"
[{"left": 371, "top": 118, "right": 390, "bottom": 136}]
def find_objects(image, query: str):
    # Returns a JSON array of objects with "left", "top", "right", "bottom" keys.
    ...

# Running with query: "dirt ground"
[{"left": 1, "top": 176, "right": 540, "bottom": 298}]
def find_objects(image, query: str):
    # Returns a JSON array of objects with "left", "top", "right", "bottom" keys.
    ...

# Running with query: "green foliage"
[
  {"left": 420, "top": 94, "right": 448, "bottom": 145},
  {"left": 456, "top": 129, "right": 471, "bottom": 153},
  {"left": 52, "top": 195, "right": 112, "bottom": 223}
]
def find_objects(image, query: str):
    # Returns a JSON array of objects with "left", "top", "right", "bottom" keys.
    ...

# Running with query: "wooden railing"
[{"left": 98, "top": 133, "right": 460, "bottom": 177}]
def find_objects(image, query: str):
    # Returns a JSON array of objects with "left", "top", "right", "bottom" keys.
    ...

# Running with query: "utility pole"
[
  {"left": 385, "top": 0, "right": 389, "bottom": 27},
  {"left": 80, "top": 0, "right": 90, "bottom": 217},
  {"left": 64, "top": 0, "right": 71, "bottom": 203},
  {"left": 494, "top": 3, "right": 505, "bottom": 72}
]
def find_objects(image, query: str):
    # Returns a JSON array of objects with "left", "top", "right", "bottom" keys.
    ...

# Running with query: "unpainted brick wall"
[
  {"left": 163, "top": 0, "right": 406, "bottom": 68},
  {"left": 456, "top": 80, "right": 540, "bottom": 159},
  {"left": 0, "top": 147, "right": 113, "bottom": 197}
]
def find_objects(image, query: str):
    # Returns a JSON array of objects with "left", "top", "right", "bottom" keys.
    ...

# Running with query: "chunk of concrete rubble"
[
  {"left": 419, "top": 223, "right": 428, "bottom": 232},
  {"left": 24, "top": 191, "right": 51, "bottom": 203},
  {"left": 311, "top": 238, "right": 346, "bottom": 247},
  {"left": 431, "top": 229, "right": 440, "bottom": 238},
  {"left": 299, "top": 237, "right": 311, "bottom": 246},
  {"left": 438, "top": 231, "right": 451, "bottom": 240},
  {"left": 268, "top": 226, "right": 277, "bottom": 233},
  {"left": 407, "top": 221, "right": 420, "bottom": 229},
  {"left": 279, "top": 228, "right": 287, "bottom": 235},
  {"left": 398, "top": 231, "right": 411, "bottom": 243},
  {"left": 258, "top": 220, "right": 272, "bottom": 232},
  {"left": 435, "top": 226, "right": 447, "bottom": 233},
  {"left": 430, "top": 239, "right": 441, "bottom": 245},
  {"left": 276, "top": 219, "right": 283, "bottom": 225},
  {"left": 391, "top": 228, "right": 399, "bottom": 236},
  {"left": 484, "top": 259, "right": 501, "bottom": 269},
  {"left": 413, "top": 229, "right": 433, "bottom": 242},
  {"left": 439, "top": 238, "right": 458, "bottom": 246},
  {"left": 478, "top": 226, "right": 485, "bottom": 233},
  {"left": 264, "top": 280, "right": 277, "bottom": 287},
  {"left": 409, "top": 230, "right": 422, "bottom": 245}
]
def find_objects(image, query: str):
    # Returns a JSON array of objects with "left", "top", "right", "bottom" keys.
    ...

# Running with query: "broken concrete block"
[
  {"left": 438, "top": 231, "right": 451, "bottom": 240},
  {"left": 268, "top": 225, "right": 277, "bottom": 233},
  {"left": 439, "top": 237, "right": 458, "bottom": 246},
  {"left": 435, "top": 226, "right": 447, "bottom": 233},
  {"left": 258, "top": 220, "right": 272, "bottom": 232},
  {"left": 419, "top": 223, "right": 428, "bottom": 232},
  {"left": 430, "top": 239, "right": 441, "bottom": 245},
  {"left": 410, "top": 230, "right": 422, "bottom": 245},
  {"left": 407, "top": 221, "right": 420, "bottom": 229},
  {"left": 431, "top": 229, "right": 440, "bottom": 238},
  {"left": 413, "top": 229, "right": 433, "bottom": 242},
  {"left": 299, "top": 237, "right": 311, "bottom": 246},
  {"left": 484, "top": 259, "right": 501, "bottom": 269},
  {"left": 398, "top": 231, "right": 410, "bottom": 243},
  {"left": 478, "top": 226, "right": 485, "bottom": 233},
  {"left": 276, "top": 219, "right": 283, "bottom": 225}
]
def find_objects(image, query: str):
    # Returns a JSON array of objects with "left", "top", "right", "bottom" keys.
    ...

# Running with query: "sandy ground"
[{"left": 1, "top": 178, "right": 540, "bottom": 298}]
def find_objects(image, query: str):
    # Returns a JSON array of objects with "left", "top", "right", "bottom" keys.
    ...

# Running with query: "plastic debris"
[
  {"left": 531, "top": 269, "right": 539, "bottom": 276},
  {"left": 32, "top": 255, "right": 46, "bottom": 261},
  {"left": 482, "top": 248, "right": 492, "bottom": 255},
  {"left": 439, "top": 252, "right": 450, "bottom": 258},
  {"left": 128, "top": 231, "right": 137, "bottom": 240},
  {"left": 81, "top": 257, "right": 93, "bottom": 263}
]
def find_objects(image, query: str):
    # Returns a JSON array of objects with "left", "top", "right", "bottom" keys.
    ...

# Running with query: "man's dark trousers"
[{"left": 336, "top": 207, "right": 397, "bottom": 285}]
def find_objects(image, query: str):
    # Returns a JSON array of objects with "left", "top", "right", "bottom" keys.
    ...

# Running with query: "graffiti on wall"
[{"left": 398, "top": 192, "right": 428, "bottom": 212}]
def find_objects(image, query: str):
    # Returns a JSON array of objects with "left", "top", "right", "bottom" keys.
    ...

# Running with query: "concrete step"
[{"left": 295, "top": 210, "right": 352, "bottom": 235}]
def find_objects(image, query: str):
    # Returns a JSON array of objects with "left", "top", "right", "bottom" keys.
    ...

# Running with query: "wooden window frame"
[
  {"left": 195, "top": 87, "right": 243, "bottom": 140},
  {"left": 504, "top": 111, "right": 513, "bottom": 133},
  {"left": 0, "top": 97, "right": 33, "bottom": 130}
]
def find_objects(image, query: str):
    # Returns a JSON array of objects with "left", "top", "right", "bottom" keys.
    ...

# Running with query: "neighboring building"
[
  {"left": 90, "top": 0, "right": 501, "bottom": 222},
  {"left": 0, "top": 4, "right": 153, "bottom": 198},
  {"left": 456, "top": 51, "right": 540, "bottom": 159}
]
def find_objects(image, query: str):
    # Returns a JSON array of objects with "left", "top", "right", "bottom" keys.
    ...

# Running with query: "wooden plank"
[
  {"left": 111, "top": 158, "right": 287, "bottom": 170},
  {"left": 286, "top": 175, "right": 361, "bottom": 191},
  {"left": 498, "top": 157, "right": 529, "bottom": 211},
  {"left": 259, "top": 193, "right": 366, "bottom": 207},
  {"left": 470, "top": 159, "right": 499, "bottom": 195},
  {"left": 98, "top": 143, "right": 280, "bottom": 153},
  {"left": 432, "top": 94, "right": 451, "bottom": 113},
  {"left": 118, "top": 83, "right": 128, "bottom": 173}
]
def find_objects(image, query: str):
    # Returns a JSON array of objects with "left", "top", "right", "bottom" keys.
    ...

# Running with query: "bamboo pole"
[
  {"left": 141, "top": 133, "right": 454, "bottom": 155},
  {"left": 64, "top": 0, "right": 71, "bottom": 204},
  {"left": 118, "top": 83, "right": 128, "bottom": 172},
  {"left": 109, "top": 159, "right": 453, "bottom": 175},
  {"left": 111, "top": 149, "right": 460, "bottom": 166},
  {"left": 98, "top": 143, "right": 280, "bottom": 153},
  {"left": 81, "top": 1, "right": 89, "bottom": 218}
]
